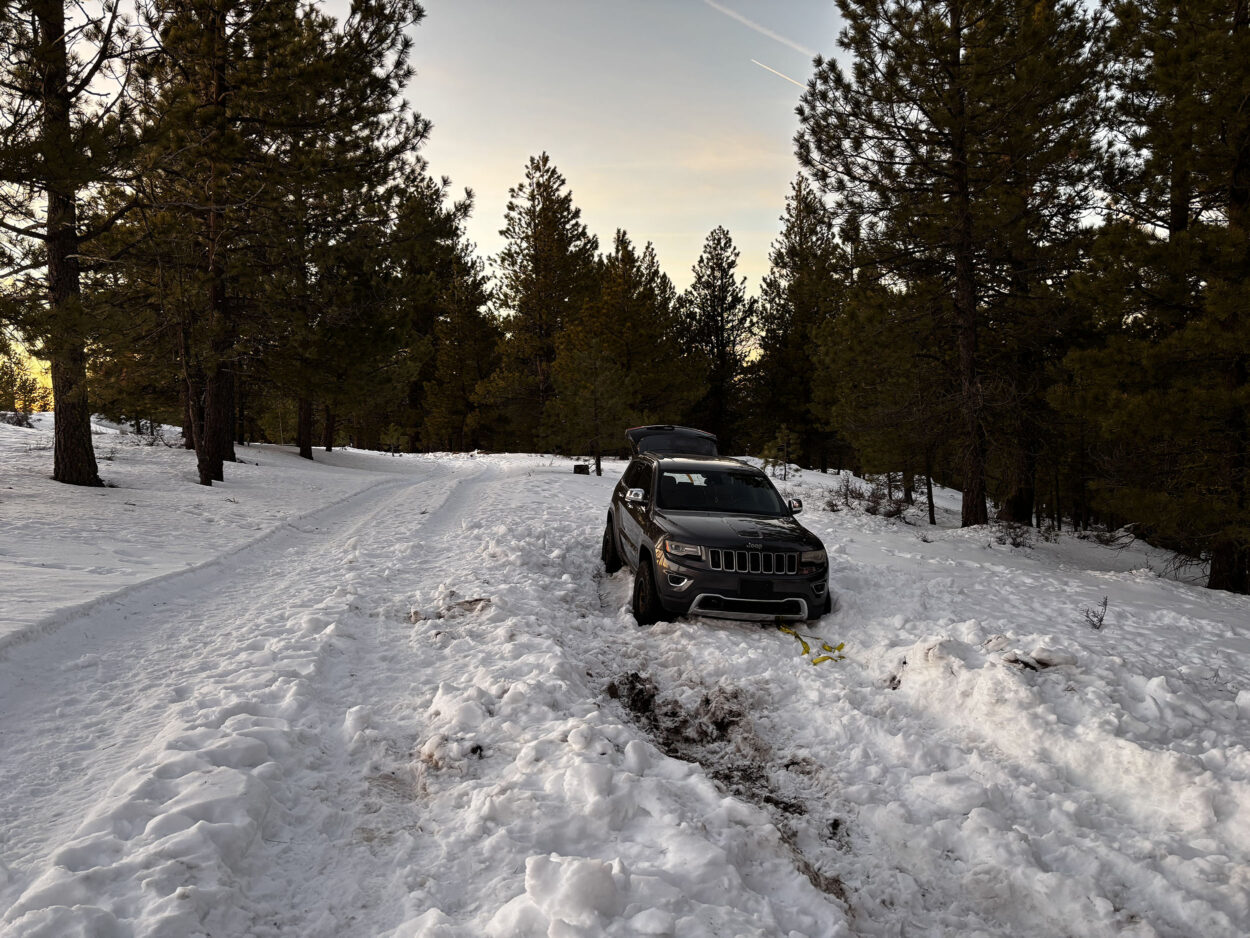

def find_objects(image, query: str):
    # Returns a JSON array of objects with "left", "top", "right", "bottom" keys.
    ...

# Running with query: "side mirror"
[
  {"left": 626, "top": 487, "right": 647, "bottom": 504},
  {"left": 788, "top": 497, "right": 803, "bottom": 514}
]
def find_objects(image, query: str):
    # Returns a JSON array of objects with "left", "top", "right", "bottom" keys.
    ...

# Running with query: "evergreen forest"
[{"left": 1, "top": 0, "right": 1247, "bottom": 594}]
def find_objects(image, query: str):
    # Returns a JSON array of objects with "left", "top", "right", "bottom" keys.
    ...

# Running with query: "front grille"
[{"left": 708, "top": 548, "right": 798, "bottom": 575}]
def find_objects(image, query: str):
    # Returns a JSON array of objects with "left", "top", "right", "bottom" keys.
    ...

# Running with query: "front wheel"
[
  {"left": 601, "top": 517, "right": 622, "bottom": 574},
  {"left": 631, "top": 558, "right": 668, "bottom": 626},
  {"left": 808, "top": 592, "right": 833, "bottom": 622}
]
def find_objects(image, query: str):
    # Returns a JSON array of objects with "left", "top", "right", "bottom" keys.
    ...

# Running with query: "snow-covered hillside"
[{"left": 1, "top": 418, "right": 1248, "bottom": 937}]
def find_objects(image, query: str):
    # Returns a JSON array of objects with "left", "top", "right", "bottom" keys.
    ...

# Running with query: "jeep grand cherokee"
[{"left": 601, "top": 433, "right": 831, "bottom": 625}]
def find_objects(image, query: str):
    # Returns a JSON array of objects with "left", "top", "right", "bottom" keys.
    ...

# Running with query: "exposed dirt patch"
[
  {"left": 410, "top": 595, "right": 492, "bottom": 622},
  {"left": 605, "top": 670, "right": 847, "bottom": 902}
]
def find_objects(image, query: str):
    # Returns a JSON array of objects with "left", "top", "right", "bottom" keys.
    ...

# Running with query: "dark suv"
[{"left": 601, "top": 428, "right": 831, "bottom": 625}]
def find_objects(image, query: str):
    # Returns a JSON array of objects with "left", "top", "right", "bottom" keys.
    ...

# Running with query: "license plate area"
[{"left": 739, "top": 579, "right": 774, "bottom": 599}]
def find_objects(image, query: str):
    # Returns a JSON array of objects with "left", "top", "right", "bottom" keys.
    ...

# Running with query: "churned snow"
[{"left": 0, "top": 416, "right": 1248, "bottom": 937}]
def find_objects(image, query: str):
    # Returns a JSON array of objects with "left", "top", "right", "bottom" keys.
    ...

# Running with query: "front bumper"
[{"left": 655, "top": 553, "right": 828, "bottom": 621}]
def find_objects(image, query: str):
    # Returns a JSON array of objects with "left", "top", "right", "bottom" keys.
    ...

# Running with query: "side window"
[
  {"left": 622, "top": 460, "right": 654, "bottom": 498},
  {"left": 637, "top": 462, "right": 654, "bottom": 499},
  {"left": 622, "top": 460, "right": 644, "bottom": 491}
]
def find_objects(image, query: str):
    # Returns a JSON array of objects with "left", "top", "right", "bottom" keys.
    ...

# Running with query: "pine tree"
[
  {"left": 797, "top": 0, "right": 1105, "bottom": 527},
  {"left": 421, "top": 240, "right": 500, "bottom": 451},
  {"left": 255, "top": 0, "right": 427, "bottom": 460},
  {"left": 812, "top": 269, "right": 955, "bottom": 500},
  {"left": 478, "top": 153, "right": 598, "bottom": 450},
  {"left": 1061, "top": 0, "right": 1250, "bottom": 592},
  {"left": 129, "top": 0, "right": 428, "bottom": 478},
  {"left": 977, "top": 2, "right": 1104, "bottom": 525},
  {"left": 752, "top": 176, "right": 844, "bottom": 468},
  {"left": 386, "top": 174, "right": 472, "bottom": 450},
  {"left": 137, "top": 0, "right": 273, "bottom": 484},
  {"left": 609, "top": 237, "right": 703, "bottom": 429},
  {"left": 680, "top": 226, "right": 753, "bottom": 451},
  {"left": 0, "top": 0, "right": 138, "bottom": 485},
  {"left": 550, "top": 230, "right": 699, "bottom": 471}
]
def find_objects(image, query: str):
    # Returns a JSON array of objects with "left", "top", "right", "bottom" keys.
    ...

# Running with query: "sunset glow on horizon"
[{"left": 401, "top": 0, "right": 840, "bottom": 291}]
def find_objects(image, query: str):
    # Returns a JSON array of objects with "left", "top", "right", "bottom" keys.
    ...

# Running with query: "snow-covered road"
[{"left": 2, "top": 427, "right": 1249, "bottom": 937}]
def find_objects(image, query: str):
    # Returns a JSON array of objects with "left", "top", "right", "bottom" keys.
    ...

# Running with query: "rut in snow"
[{"left": 604, "top": 669, "right": 849, "bottom": 904}]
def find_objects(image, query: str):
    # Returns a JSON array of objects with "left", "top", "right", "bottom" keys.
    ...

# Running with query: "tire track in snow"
[
  {"left": 237, "top": 459, "right": 522, "bottom": 936},
  {"left": 0, "top": 461, "right": 467, "bottom": 928}
]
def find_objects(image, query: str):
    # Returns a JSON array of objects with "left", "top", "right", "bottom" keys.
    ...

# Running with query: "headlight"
[
  {"left": 800, "top": 549, "right": 827, "bottom": 565},
  {"left": 662, "top": 538, "right": 703, "bottom": 559}
]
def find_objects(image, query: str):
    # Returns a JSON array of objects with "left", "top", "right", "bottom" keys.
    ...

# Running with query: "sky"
[{"left": 403, "top": 0, "right": 843, "bottom": 292}]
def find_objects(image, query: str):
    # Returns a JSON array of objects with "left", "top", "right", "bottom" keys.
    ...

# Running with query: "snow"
[{"left": 1, "top": 417, "right": 1249, "bottom": 937}]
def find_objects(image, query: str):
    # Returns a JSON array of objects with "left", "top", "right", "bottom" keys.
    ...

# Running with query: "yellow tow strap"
[{"left": 778, "top": 624, "right": 846, "bottom": 665}]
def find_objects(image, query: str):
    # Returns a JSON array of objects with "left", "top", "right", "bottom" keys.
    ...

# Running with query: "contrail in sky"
[
  {"left": 750, "top": 59, "right": 805, "bottom": 88},
  {"left": 703, "top": 0, "right": 817, "bottom": 58}
]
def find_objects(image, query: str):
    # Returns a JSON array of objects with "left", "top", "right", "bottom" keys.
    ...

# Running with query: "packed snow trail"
[
  {"left": 0, "top": 461, "right": 464, "bottom": 930},
  {"left": 0, "top": 455, "right": 846, "bottom": 937},
  {"left": 1, "top": 437, "right": 1248, "bottom": 937}
]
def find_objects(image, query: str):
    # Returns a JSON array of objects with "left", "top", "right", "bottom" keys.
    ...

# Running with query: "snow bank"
[{"left": 0, "top": 419, "right": 400, "bottom": 649}]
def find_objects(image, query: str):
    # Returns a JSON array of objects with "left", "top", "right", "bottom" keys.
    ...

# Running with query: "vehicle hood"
[{"left": 654, "top": 511, "right": 823, "bottom": 551}]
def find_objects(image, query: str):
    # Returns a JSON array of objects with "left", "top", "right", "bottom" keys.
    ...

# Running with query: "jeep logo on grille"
[{"left": 746, "top": 542, "right": 762, "bottom": 549}]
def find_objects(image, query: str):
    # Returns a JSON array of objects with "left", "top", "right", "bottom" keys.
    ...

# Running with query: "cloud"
[
  {"left": 703, "top": 0, "right": 816, "bottom": 58},
  {"left": 750, "top": 59, "right": 805, "bottom": 88}
]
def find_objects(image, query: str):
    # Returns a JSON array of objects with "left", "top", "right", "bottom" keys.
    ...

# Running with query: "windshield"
[{"left": 656, "top": 469, "right": 787, "bottom": 516}]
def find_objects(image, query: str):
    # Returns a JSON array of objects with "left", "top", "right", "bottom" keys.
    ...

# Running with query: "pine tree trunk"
[
  {"left": 235, "top": 374, "right": 246, "bottom": 445},
  {"left": 924, "top": 448, "right": 936, "bottom": 526},
  {"left": 1208, "top": 542, "right": 1249, "bottom": 594},
  {"left": 949, "top": 1, "right": 988, "bottom": 527},
  {"left": 193, "top": 0, "right": 232, "bottom": 487},
  {"left": 186, "top": 375, "right": 209, "bottom": 484},
  {"left": 36, "top": 0, "right": 101, "bottom": 487},
  {"left": 1211, "top": 2, "right": 1249, "bottom": 593},
  {"left": 1052, "top": 464, "right": 1062, "bottom": 530},
  {"left": 297, "top": 397, "right": 314, "bottom": 460},
  {"left": 49, "top": 344, "right": 101, "bottom": 486},
  {"left": 323, "top": 405, "right": 335, "bottom": 452},
  {"left": 998, "top": 440, "right": 1037, "bottom": 525},
  {"left": 200, "top": 364, "right": 231, "bottom": 483},
  {"left": 219, "top": 364, "right": 235, "bottom": 463}
]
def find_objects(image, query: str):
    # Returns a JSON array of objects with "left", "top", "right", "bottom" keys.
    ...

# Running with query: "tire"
[
  {"left": 601, "top": 517, "right": 622, "bottom": 574},
  {"left": 631, "top": 557, "right": 668, "bottom": 626},
  {"left": 808, "top": 593, "right": 833, "bottom": 622}
]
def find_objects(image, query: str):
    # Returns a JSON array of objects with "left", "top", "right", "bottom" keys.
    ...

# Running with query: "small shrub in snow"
[
  {"left": 1083, "top": 596, "right": 1109, "bottom": 630},
  {"left": 864, "top": 480, "right": 907, "bottom": 519},
  {"left": 1, "top": 411, "right": 33, "bottom": 428},
  {"left": 835, "top": 473, "right": 858, "bottom": 507},
  {"left": 993, "top": 522, "right": 1033, "bottom": 548}
]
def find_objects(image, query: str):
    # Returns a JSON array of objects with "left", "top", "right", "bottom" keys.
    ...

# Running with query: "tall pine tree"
[
  {"left": 752, "top": 175, "right": 844, "bottom": 468},
  {"left": 680, "top": 226, "right": 753, "bottom": 451},
  {"left": 478, "top": 153, "right": 598, "bottom": 450},
  {"left": 797, "top": 0, "right": 1104, "bottom": 526},
  {"left": 550, "top": 230, "right": 700, "bottom": 471},
  {"left": 1061, "top": 0, "right": 1250, "bottom": 592},
  {"left": 421, "top": 238, "right": 500, "bottom": 452},
  {"left": 0, "top": 0, "right": 138, "bottom": 485}
]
